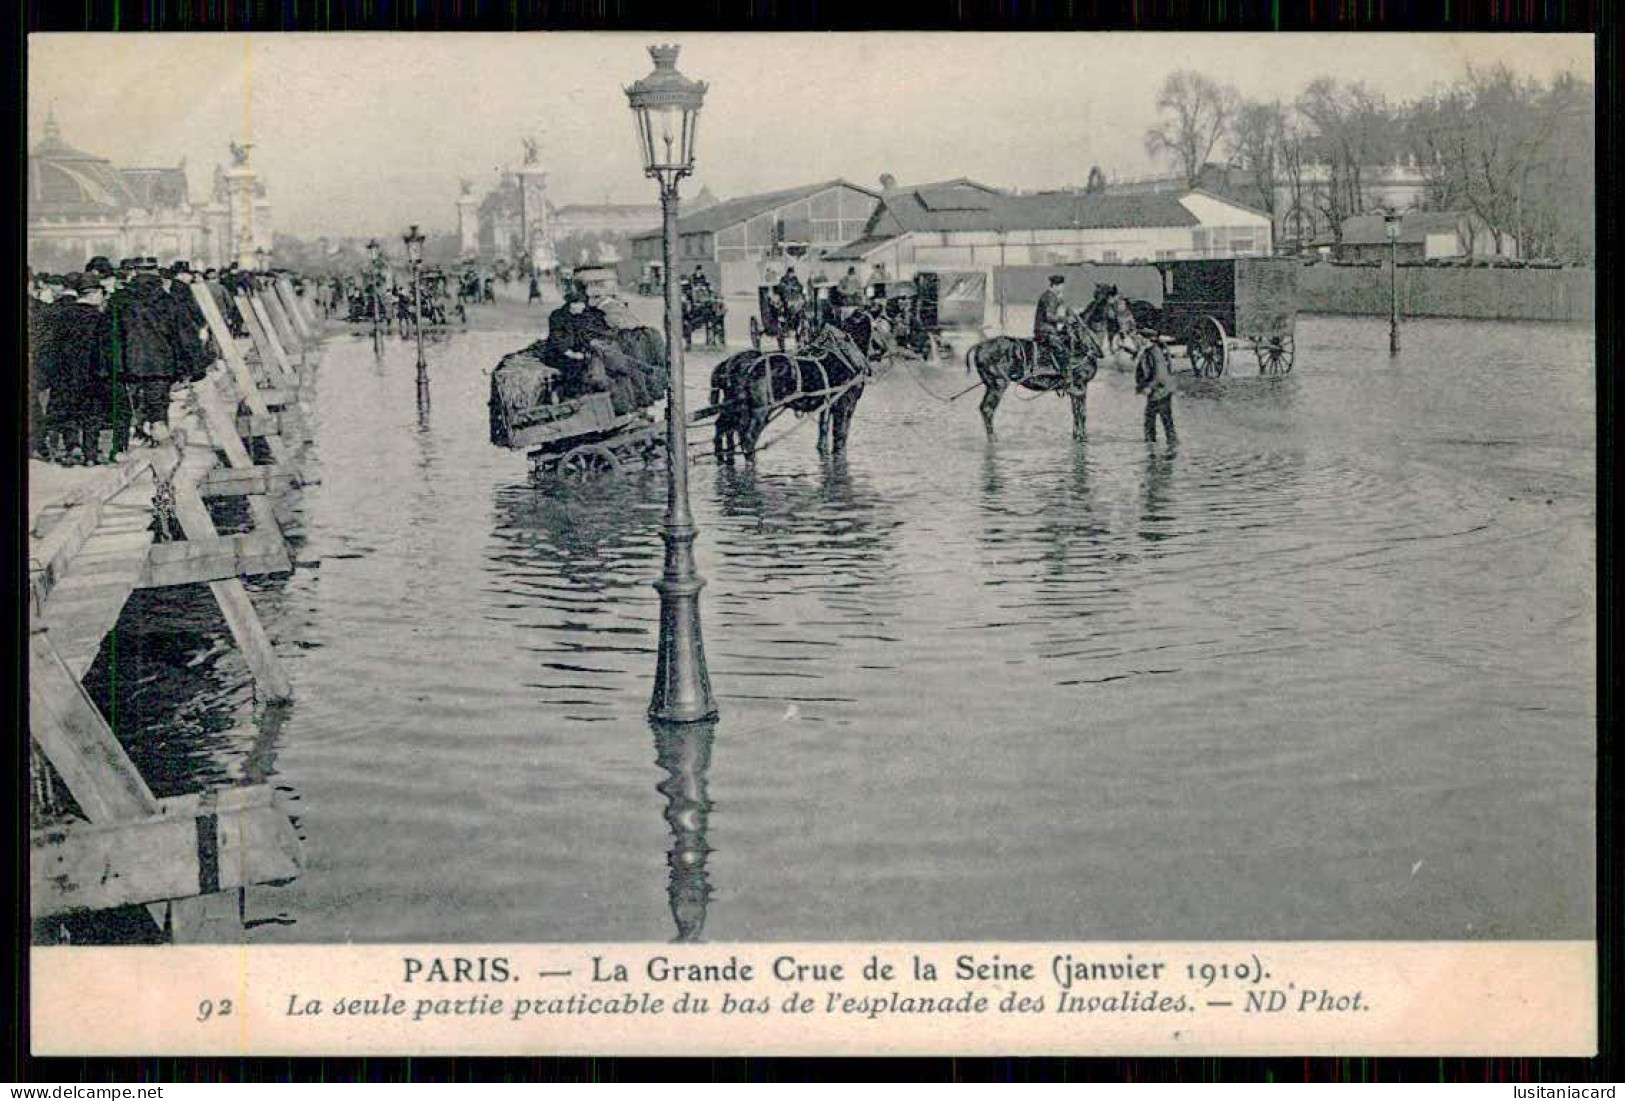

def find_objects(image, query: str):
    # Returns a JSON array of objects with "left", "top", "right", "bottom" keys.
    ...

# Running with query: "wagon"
[
  {"left": 749, "top": 277, "right": 821, "bottom": 352},
  {"left": 489, "top": 348, "right": 665, "bottom": 477},
  {"left": 1131, "top": 258, "right": 1299, "bottom": 377},
  {"left": 681, "top": 280, "right": 726, "bottom": 348}
]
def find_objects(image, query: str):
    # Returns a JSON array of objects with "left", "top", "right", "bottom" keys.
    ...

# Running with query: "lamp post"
[
  {"left": 627, "top": 43, "right": 718, "bottom": 724},
  {"left": 403, "top": 224, "right": 428, "bottom": 402},
  {"left": 366, "top": 238, "right": 383, "bottom": 341},
  {"left": 1384, "top": 208, "right": 1401, "bottom": 357}
]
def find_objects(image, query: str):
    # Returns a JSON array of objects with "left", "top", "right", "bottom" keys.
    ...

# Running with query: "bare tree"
[
  {"left": 1144, "top": 70, "right": 1238, "bottom": 188},
  {"left": 1227, "top": 99, "right": 1288, "bottom": 217},
  {"left": 1295, "top": 78, "right": 1394, "bottom": 244},
  {"left": 1402, "top": 63, "right": 1590, "bottom": 260}
]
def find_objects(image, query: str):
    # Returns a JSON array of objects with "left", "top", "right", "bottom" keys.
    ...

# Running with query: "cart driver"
[
  {"left": 778, "top": 265, "right": 804, "bottom": 303},
  {"left": 690, "top": 265, "right": 712, "bottom": 298},
  {"left": 837, "top": 266, "right": 864, "bottom": 319},
  {"left": 1034, "top": 273, "right": 1075, "bottom": 384},
  {"left": 544, "top": 287, "right": 612, "bottom": 398}
]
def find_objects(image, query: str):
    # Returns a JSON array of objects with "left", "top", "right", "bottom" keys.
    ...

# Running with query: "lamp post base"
[{"left": 649, "top": 527, "right": 718, "bottom": 725}]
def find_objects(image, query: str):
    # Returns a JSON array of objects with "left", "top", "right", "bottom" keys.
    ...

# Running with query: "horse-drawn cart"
[
  {"left": 749, "top": 278, "right": 820, "bottom": 352},
  {"left": 490, "top": 342, "right": 668, "bottom": 477},
  {"left": 1130, "top": 258, "right": 1298, "bottom": 378}
]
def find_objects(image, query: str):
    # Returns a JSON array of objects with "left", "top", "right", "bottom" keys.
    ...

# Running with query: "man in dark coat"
[
  {"left": 109, "top": 267, "right": 183, "bottom": 444},
  {"left": 164, "top": 264, "right": 213, "bottom": 381},
  {"left": 44, "top": 274, "right": 116, "bottom": 463},
  {"left": 542, "top": 289, "right": 607, "bottom": 399},
  {"left": 1034, "top": 272, "right": 1073, "bottom": 383}
]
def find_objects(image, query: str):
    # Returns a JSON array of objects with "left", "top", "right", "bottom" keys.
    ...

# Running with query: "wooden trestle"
[{"left": 29, "top": 280, "right": 326, "bottom": 941}]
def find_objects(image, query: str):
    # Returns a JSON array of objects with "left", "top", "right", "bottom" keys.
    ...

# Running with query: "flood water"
[{"left": 88, "top": 314, "right": 1594, "bottom": 943}]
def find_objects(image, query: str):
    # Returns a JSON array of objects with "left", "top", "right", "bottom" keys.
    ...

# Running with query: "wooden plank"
[
  {"left": 190, "top": 281, "right": 272, "bottom": 419},
  {"left": 275, "top": 277, "right": 314, "bottom": 343},
  {"left": 29, "top": 631, "right": 160, "bottom": 821},
  {"left": 170, "top": 482, "right": 293, "bottom": 702},
  {"left": 140, "top": 529, "right": 291, "bottom": 588},
  {"left": 259, "top": 290, "right": 303, "bottom": 360},
  {"left": 32, "top": 786, "right": 302, "bottom": 918},
  {"left": 182, "top": 382, "right": 256, "bottom": 471},
  {"left": 235, "top": 413, "right": 284, "bottom": 438},
  {"left": 237, "top": 293, "right": 295, "bottom": 387},
  {"left": 198, "top": 465, "right": 297, "bottom": 498}
]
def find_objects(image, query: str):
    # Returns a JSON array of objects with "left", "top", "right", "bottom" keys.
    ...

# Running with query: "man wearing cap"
[
  {"left": 108, "top": 262, "right": 183, "bottom": 446},
  {"left": 1034, "top": 272, "right": 1073, "bottom": 384},
  {"left": 543, "top": 287, "right": 602, "bottom": 399},
  {"left": 163, "top": 262, "right": 213, "bottom": 381},
  {"left": 45, "top": 273, "right": 116, "bottom": 463}
]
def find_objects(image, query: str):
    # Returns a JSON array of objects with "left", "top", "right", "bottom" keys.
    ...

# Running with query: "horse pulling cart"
[
  {"left": 749, "top": 278, "right": 822, "bottom": 352},
  {"left": 1129, "top": 258, "right": 1298, "bottom": 378},
  {"left": 491, "top": 328, "right": 873, "bottom": 475}
]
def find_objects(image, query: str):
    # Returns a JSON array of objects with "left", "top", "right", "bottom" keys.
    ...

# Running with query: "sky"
[{"left": 28, "top": 32, "right": 1594, "bottom": 240}]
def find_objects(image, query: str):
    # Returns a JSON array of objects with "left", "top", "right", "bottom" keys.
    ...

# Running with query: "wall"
[{"left": 1297, "top": 264, "right": 1592, "bottom": 323}]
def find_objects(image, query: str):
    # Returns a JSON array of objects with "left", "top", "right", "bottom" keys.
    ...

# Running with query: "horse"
[
  {"left": 1077, "top": 282, "right": 1150, "bottom": 360},
  {"left": 682, "top": 292, "right": 726, "bottom": 348},
  {"left": 965, "top": 315, "right": 1103, "bottom": 439},
  {"left": 708, "top": 326, "right": 871, "bottom": 462},
  {"left": 775, "top": 285, "right": 809, "bottom": 349}
]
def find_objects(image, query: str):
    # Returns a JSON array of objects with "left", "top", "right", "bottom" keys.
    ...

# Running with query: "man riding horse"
[{"left": 1034, "top": 273, "right": 1076, "bottom": 385}]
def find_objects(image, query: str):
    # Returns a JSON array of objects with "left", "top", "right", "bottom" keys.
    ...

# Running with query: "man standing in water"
[{"left": 1136, "top": 345, "right": 1177, "bottom": 444}]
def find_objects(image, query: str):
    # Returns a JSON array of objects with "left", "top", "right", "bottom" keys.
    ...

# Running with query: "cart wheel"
[
  {"left": 1255, "top": 335, "right": 1295, "bottom": 375},
  {"left": 1188, "top": 316, "right": 1229, "bottom": 379},
  {"left": 749, "top": 317, "right": 763, "bottom": 352},
  {"left": 531, "top": 452, "right": 560, "bottom": 477},
  {"left": 558, "top": 444, "right": 620, "bottom": 479}
]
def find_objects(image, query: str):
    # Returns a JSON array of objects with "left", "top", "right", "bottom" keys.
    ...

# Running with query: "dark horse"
[
  {"left": 682, "top": 291, "right": 726, "bottom": 348},
  {"left": 1078, "top": 282, "right": 1154, "bottom": 358},
  {"left": 709, "top": 326, "right": 871, "bottom": 462},
  {"left": 965, "top": 315, "right": 1103, "bottom": 439}
]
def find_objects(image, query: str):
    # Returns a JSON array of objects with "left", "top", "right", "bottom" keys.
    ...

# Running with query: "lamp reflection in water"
[{"left": 651, "top": 716, "right": 716, "bottom": 942}]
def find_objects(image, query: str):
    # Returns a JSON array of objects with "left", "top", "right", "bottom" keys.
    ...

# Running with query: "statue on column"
[
  {"left": 229, "top": 140, "right": 252, "bottom": 167},
  {"left": 521, "top": 137, "right": 540, "bottom": 166}
]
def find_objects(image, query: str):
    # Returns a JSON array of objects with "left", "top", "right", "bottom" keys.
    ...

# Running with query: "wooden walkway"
[{"left": 29, "top": 281, "right": 326, "bottom": 941}]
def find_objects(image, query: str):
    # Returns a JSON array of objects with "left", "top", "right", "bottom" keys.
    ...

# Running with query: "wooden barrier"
[
  {"left": 261, "top": 286, "right": 304, "bottom": 358},
  {"left": 32, "top": 786, "right": 301, "bottom": 919},
  {"left": 275, "top": 276, "right": 315, "bottom": 343},
  {"left": 28, "top": 300, "right": 315, "bottom": 939},
  {"left": 243, "top": 293, "right": 297, "bottom": 382}
]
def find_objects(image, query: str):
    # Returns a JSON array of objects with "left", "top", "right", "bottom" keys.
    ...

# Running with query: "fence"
[{"left": 1297, "top": 264, "right": 1593, "bottom": 323}]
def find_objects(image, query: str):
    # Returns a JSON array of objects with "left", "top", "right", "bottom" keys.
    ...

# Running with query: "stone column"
[
  {"left": 517, "top": 164, "right": 556, "bottom": 275},
  {"left": 457, "top": 194, "right": 480, "bottom": 259},
  {"left": 225, "top": 164, "right": 258, "bottom": 269}
]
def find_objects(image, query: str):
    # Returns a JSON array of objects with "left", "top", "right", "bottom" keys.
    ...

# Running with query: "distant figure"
[
  {"left": 528, "top": 273, "right": 541, "bottom": 305},
  {"left": 837, "top": 266, "right": 863, "bottom": 316},
  {"left": 777, "top": 265, "right": 803, "bottom": 302}
]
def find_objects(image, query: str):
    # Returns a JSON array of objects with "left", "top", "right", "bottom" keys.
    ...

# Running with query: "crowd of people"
[{"left": 26, "top": 257, "right": 302, "bottom": 465}]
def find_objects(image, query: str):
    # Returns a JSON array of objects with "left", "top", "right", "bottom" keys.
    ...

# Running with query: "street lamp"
[
  {"left": 1383, "top": 208, "right": 1402, "bottom": 357},
  {"left": 403, "top": 224, "right": 428, "bottom": 402},
  {"left": 627, "top": 43, "right": 717, "bottom": 724},
  {"left": 366, "top": 238, "right": 383, "bottom": 340}
]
